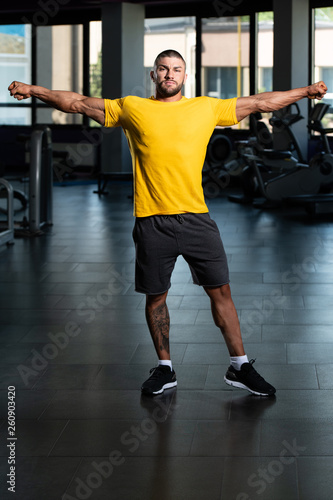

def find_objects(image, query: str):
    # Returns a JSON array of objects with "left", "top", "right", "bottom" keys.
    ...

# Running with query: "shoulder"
[
  {"left": 186, "top": 96, "right": 236, "bottom": 108},
  {"left": 206, "top": 96, "right": 238, "bottom": 106},
  {"left": 107, "top": 95, "right": 155, "bottom": 108},
  {"left": 104, "top": 96, "right": 126, "bottom": 107},
  {"left": 104, "top": 96, "right": 142, "bottom": 115}
]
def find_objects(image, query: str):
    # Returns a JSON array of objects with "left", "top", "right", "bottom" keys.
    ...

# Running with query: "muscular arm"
[
  {"left": 236, "top": 81, "right": 327, "bottom": 122},
  {"left": 8, "top": 81, "right": 105, "bottom": 125}
]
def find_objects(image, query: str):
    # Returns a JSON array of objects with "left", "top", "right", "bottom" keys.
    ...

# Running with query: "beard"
[{"left": 155, "top": 80, "right": 184, "bottom": 98}]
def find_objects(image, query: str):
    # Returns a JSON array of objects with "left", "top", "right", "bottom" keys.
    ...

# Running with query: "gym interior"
[{"left": 1, "top": 0, "right": 333, "bottom": 498}]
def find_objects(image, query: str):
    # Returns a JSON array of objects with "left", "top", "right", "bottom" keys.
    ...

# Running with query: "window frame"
[{"left": 0, "top": 7, "right": 274, "bottom": 129}]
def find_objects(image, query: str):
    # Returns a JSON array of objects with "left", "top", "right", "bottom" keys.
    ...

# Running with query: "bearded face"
[
  {"left": 151, "top": 57, "right": 187, "bottom": 100},
  {"left": 155, "top": 78, "right": 184, "bottom": 98}
]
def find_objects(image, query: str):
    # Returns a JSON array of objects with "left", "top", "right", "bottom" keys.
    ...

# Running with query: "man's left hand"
[{"left": 308, "top": 81, "right": 327, "bottom": 100}]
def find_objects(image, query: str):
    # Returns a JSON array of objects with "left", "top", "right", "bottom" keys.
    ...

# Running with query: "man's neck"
[{"left": 154, "top": 91, "right": 183, "bottom": 102}]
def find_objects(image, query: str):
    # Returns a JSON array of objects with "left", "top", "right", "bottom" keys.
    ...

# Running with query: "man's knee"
[
  {"left": 218, "top": 283, "right": 232, "bottom": 298},
  {"left": 146, "top": 291, "right": 168, "bottom": 308},
  {"left": 205, "top": 283, "right": 232, "bottom": 302}
]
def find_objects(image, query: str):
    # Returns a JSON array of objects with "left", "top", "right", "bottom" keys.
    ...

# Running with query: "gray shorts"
[{"left": 132, "top": 212, "right": 229, "bottom": 295}]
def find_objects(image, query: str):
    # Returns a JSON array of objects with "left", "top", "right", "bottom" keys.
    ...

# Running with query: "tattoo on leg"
[{"left": 146, "top": 302, "right": 170, "bottom": 354}]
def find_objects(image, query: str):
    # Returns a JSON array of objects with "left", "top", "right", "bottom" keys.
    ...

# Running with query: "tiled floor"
[{"left": 1, "top": 180, "right": 333, "bottom": 499}]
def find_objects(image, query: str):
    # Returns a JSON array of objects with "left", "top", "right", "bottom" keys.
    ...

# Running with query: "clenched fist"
[
  {"left": 8, "top": 81, "right": 33, "bottom": 100},
  {"left": 308, "top": 81, "right": 327, "bottom": 100}
]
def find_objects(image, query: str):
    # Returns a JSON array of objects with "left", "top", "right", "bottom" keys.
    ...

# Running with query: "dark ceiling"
[
  {"left": 1, "top": 0, "right": 208, "bottom": 13},
  {"left": 0, "top": 0, "right": 273, "bottom": 20},
  {"left": 0, "top": 0, "right": 330, "bottom": 19}
]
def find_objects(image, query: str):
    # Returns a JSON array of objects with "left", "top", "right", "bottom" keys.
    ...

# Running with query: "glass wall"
[
  {"left": 313, "top": 7, "right": 333, "bottom": 128},
  {"left": 257, "top": 12, "right": 274, "bottom": 130},
  {"left": 0, "top": 15, "right": 273, "bottom": 128},
  {"left": 201, "top": 16, "right": 250, "bottom": 128},
  {"left": 36, "top": 24, "right": 83, "bottom": 124},
  {"left": 257, "top": 12, "right": 273, "bottom": 93},
  {"left": 90, "top": 21, "right": 102, "bottom": 99},
  {"left": 0, "top": 24, "right": 31, "bottom": 125},
  {"left": 144, "top": 17, "right": 196, "bottom": 98},
  {"left": 0, "top": 23, "right": 92, "bottom": 126}
]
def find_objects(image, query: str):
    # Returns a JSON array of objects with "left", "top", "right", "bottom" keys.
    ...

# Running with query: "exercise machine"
[
  {"left": 269, "top": 102, "right": 307, "bottom": 164},
  {"left": 232, "top": 103, "right": 307, "bottom": 178},
  {"left": 0, "top": 178, "right": 14, "bottom": 246},
  {"left": 306, "top": 102, "right": 333, "bottom": 191},
  {"left": 202, "top": 105, "right": 306, "bottom": 200},
  {"left": 0, "top": 158, "right": 28, "bottom": 214},
  {"left": 229, "top": 102, "right": 333, "bottom": 207},
  {"left": 28, "top": 126, "right": 53, "bottom": 234},
  {"left": 1, "top": 126, "right": 53, "bottom": 236},
  {"left": 202, "top": 133, "right": 233, "bottom": 198}
]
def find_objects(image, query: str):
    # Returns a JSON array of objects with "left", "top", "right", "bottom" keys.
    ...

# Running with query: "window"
[
  {"left": 257, "top": 12, "right": 273, "bottom": 130},
  {"left": 36, "top": 24, "right": 83, "bottom": 125},
  {"left": 205, "top": 67, "right": 244, "bottom": 99},
  {"left": 257, "top": 12, "right": 273, "bottom": 93},
  {"left": 0, "top": 21, "right": 104, "bottom": 126},
  {"left": 313, "top": 7, "right": 333, "bottom": 129},
  {"left": 0, "top": 24, "right": 31, "bottom": 125},
  {"left": 201, "top": 16, "right": 250, "bottom": 129},
  {"left": 144, "top": 17, "right": 196, "bottom": 98},
  {"left": 90, "top": 21, "right": 102, "bottom": 98}
]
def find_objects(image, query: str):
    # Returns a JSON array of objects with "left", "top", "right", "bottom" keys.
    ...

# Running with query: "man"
[{"left": 9, "top": 49, "right": 327, "bottom": 397}]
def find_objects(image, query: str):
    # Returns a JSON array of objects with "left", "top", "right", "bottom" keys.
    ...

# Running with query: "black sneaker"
[
  {"left": 141, "top": 365, "right": 177, "bottom": 396},
  {"left": 224, "top": 359, "right": 276, "bottom": 396}
]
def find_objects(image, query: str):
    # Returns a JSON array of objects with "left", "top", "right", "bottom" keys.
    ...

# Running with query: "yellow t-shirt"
[{"left": 104, "top": 95, "right": 238, "bottom": 217}]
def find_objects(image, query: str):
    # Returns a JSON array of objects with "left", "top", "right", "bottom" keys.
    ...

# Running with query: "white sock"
[
  {"left": 230, "top": 355, "right": 249, "bottom": 371},
  {"left": 158, "top": 359, "right": 172, "bottom": 370}
]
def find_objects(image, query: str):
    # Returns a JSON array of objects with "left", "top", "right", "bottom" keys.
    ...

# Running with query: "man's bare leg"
[
  {"left": 204, "top": 283, "right": 245, "bottom": 356},
  {"left": 204, "top": 283, "right": 276, "bottom": 396},
  {"left": 142, "top": 291, "right": 177, "bottom": 395},
  {"left": 145, "top": 291, "right": 170, "bottom": 360}
]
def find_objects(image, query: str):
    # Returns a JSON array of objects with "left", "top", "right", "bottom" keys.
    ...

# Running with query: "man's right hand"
[
  {"left": 8, "top": 81, "right": 33, "bottom": 100},
  {"left": 7, "top": 81, "right": 105, "bottom": 125}
]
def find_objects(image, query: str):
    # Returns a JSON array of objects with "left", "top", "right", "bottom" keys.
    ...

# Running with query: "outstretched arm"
[
  {"left": 8, "top": 81, "right": 105, "bottom": 125},
  {"left": 236, "top": 81, "right": 327, "bottom": 122}
]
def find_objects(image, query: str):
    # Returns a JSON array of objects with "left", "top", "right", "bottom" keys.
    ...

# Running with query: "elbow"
[
  {"left": 68, "top": 99, "right": 83, "bottom": 114},
  {"left": 253, "top": 96, "right": 271, "bottom": 114},
  {"left": 69, "top": 101, "right": 79, "bottom": 114}
]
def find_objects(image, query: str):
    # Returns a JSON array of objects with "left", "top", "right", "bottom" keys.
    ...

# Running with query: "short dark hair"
[{"left": 154, "top": 49, "right": 186, "bottom": 69}]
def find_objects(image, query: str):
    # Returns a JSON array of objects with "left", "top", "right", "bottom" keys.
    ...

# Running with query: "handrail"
[
  {"left": 29, "top": 126, "right": 53, "bottom": 233},
  {"left": 0, "top": 178, "right": 14, "bottom": 246}
]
